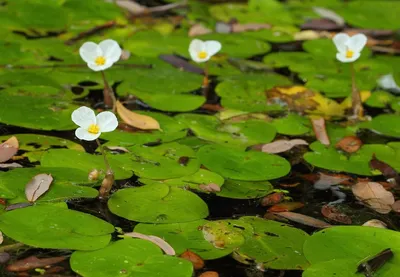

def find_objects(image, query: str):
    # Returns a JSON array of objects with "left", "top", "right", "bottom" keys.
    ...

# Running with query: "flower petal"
[
  {"left": 336, "top": 52, "right": 360, "bottom": 63},
  {"left": 348, "top": 33, "right": 367, "bottom": 53},
  {"left": 75, "top": 127, "right": 101, "bottom": 141},
  {"left": 189, "top": 39, "right": 205, "bottom": 62},
  {"left": 332, "top": 33, "right": 349, "bottom": 53},
  {"left": 71, "top": 106, "right": 96, "bottom": 129},
  {"left": 99, "top": 39, "right": 122, "bottom": 63},
  {"left": 204, "top": 40, "right": 222, "bottom": 57},
  {"left": 79, "top": 42, "right": 101, "bottom": 63},
  {"left": 87, "top": 59, "right": 114, "bottom": 72},
  {"left": 96, "top": 111, "right": 118, "bottom": 132}
]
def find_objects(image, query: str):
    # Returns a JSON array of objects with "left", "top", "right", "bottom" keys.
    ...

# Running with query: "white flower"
[
  {"left": 79, "top": 39, "right": 122, "bottom": 71},
  {"left": 71, "top": 106, "right": 118, "bottom": 141},
  {"left": 332, "top": 33, "right": 367, "bottom": 63},
  {"left": 189, "top": 39, "right": 221, "bottom": 63},
  {"left": 378, "top": 74, "right": 400, "bottom": 94}
]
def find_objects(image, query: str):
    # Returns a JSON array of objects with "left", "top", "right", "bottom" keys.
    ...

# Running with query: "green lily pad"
[
  {"left": 365, "top": 91, "right": 395, "bottom": 108},
  {"left": 0, "top": 205, "right": 113, "bottom": 250},
  {"left": 139, "top": 169, "right": 224, "bottom": 191},
  {"left": 391, "top": 97, "right": 400, "bottom": 112},
  {"left": 272, "top": 113, "right": 311, "bottom": 136},
  {"left": 126, "top": 142, "right": 200, "bottom": 179},
  {"left": 134, "top": 220, "right": 234, "bottom": 260},
  {"left": 175, "top": 113, "right": 276, "bottom": 149},
  {"left": 216, "top": 73, "right": 291, "bottom": 112},
  {"left": 235, "top": 216, "right": 310, "bottom": 270},
  {"left": 202, "top": 220, "right": 250, "bottom": 250},
  {"left": 108, "top": 184, "right": 209, "bottom": 223},
  {"left": 197, "top": 144, "right": 291, "bottom": 181},
  {"left": 101, "top": 111, "right": 187, "bottom": 147},
  {"left": 360, "top": 114, "right": 400, "bottom": 138},
  {"left": 40, "top": 149, "right": 133, "bottom": 180},
  {"left": 303, "top": 226, "right": 400, "bottom": 276},
  {"left": 70, "top": 238, "right": 193, "bottom": 277},
  {"left": 217, "top": 179, "right": 273, "bottom": 199},
  {"left": 0, "top": 72, "right": 61, "bottom": 89},
  {"left": 303, "top": 259, "right": 370, "bottom": 277},
  {"left": 0, "top": 167, "right": 98, "bottom": 203}
]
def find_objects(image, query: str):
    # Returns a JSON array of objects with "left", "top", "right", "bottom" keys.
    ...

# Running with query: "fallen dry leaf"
[
  {"left": 335, "top": 136, "right": 363, "bottom": 153},
  {"left": 391, "top": 200, "right": 400, "bottom": 213},
  {"left": 231, "top": 23, "right": 271, "bottom": 33},
  {"left": 0, "top": 231, "right": 3, "bottom": 245},
  {"left": 261, "top": 192, "right": 285, "bottom": 206},
  {"left": 352, "top": 181, "right": 395, "bottom": 214},
  {"left": 362, "top": 219, "right": 388, "bottom": 229},
  {"left": 199, "top": 183, "right": 221, "bottom": 192},
  {"left": 369, "top": 154, "right": 400, "bottom": 186},
  {"left": 0, "top": 162, "right": 23, "bottom": 169},
  {"left": 261, "top": 139, "right": 308, "bottom": 154},
  {"left": 321, "top": 204, "right": 352, "bottom": 224},
  {"left": 180, "top": 250, "right": 204, "bottom": 270},
  {"left": 268, "top": 202, "right": 304, "bottom": 212},
  {"left": 312, "top": 7, "right": 345, "bottom": 26},
  {"left": 105, "top": 146, "right": 130, "bottom": 153},
  {"left": 314, "top": 172, "right": 352, "bottom": 190},
  {"left": 272, "top": 211, "right": 332, "bottom": 228},
  {"left": 5, "top": 202, "right": 33, "bottom": 211},
  {"left": 0, "top": 136, "right": 19, "bottom": 163},
  {"left": 116, "top": 100, "right": 160, "bottom": 130},
  {"left": 189, "top": 23, "right": 212, "bottom": 37},
  {"left": 311, "top": 117, "right": 330, "bottom": 146},
  {"left": 124, "top": 232, "right": 175, "bottom": 256},
  {"left": 199, "top": 272, "right": 219, "bottom": 277},
  {"left": 25, "top": 174, "right": 53, "bottom": 202},
  {"left": 6, "top": 256, "right": 66, "bottom": 272}
]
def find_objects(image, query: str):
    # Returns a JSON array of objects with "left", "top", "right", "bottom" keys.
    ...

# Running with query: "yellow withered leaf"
[{"left": 116, "top": 101, "right": 161, "bottom": 130}]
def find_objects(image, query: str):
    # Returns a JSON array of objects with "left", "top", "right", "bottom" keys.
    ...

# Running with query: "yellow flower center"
[
  {"left": 197, "top": 51, "right": 208, "bottom": 59},
  {"left": 87, "top": 124, "right": 100, "bottom": 134},
  {"left": 346, "top": 49, "right": 354, "bottom": 58},
  {"left": 95, "top": 56, "right": 106, "bottom": 66}
]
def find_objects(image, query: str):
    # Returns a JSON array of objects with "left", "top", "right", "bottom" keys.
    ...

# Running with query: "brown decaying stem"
[
  {"left": 96, "top": 139, "right": 114, "bottom": 199},
  {"left": 350, "top": 63, "right": 363, "bottom": 118},
  {"left": 100, "top": 71, "right": 117, "bottom": 112}
]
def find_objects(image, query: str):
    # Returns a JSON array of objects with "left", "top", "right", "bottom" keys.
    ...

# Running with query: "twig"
[{"left": 65, "top": 21, "right": 117, "bottom": 45}]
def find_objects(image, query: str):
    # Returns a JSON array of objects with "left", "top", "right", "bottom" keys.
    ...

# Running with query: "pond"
[{"left": 0, "top": 0, "right": 400, "bottom": 277}]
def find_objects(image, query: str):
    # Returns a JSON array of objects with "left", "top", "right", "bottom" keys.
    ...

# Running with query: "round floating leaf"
[
  {"left": 0, "top": 205, "right": 113, "bottom": 250},
  {"left": 0, "top": 167, "right": 98, "bottom": 203},
  {"left": 197, "top": 144, "right": 291, "bottom": 181},
  {"left": 0, "top": 72, "right": 61, "bottom": 89},
  {"left": 303, "top": 259, "right": 366, "bottom": 277},
  {"left": 304, "top": 226, "right": 400, "bottom": 276},
  {"left": 108, "top": 184, "right": 209, "bottom": 223},
  {"left": 102, "top": 111, "right": 187, "bottom": 147},
  {"left": 271, "top": 114, "right": 311, "bottom": 136},
  {"left": 235, "top": 216, "right": 309, "bottom": 270},
  {"left": 216, "top": 74, "right": 291, "bottom": 112},
  {"left": 40, "top": 149, "right": 133, "bottom": 180},
  {"left": 134, "top": 220, "right": 233, "bottom": 260},
  {"left": 70, "top": 238, "right": 193, "bottom": 277},
  {"left": 175, "top": 114, "right": 276, "bottom": 149},
  {"left": 365, "top": 91, "right": 395, "bottom": 108},
  {"left": 360, "top": 114, "right": 400, "bottom": 138},
  {"left": 217, "top": 179, "right": 273, "bottom": 199},
  {"left": 139, "top": 169, "right": 224, "bottom": 192},
  {"left": 126, "top": 142, "right": 200, "bottom": 179}
]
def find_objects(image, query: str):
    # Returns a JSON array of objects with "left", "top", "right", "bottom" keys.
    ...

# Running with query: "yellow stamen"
[
  {"left": 87, "top": 124, "right": 100, "bottom": 134},
  {"left": 346, "top": 49, "right": 354, "bottom": 58},
  {"left": 95, "top": 56, "right": 106, "bottom": 66},
  {"left": 197, "top": 51, "right": 207, "bottom": 60}
]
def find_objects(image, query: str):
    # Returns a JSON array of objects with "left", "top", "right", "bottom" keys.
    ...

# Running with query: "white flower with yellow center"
[
  {"left": 189, "top": 39, "right": 222, "bottom": 63},
  {"left": 79, "top": 39, "right": 122, "bottom": 71},
  {"left": 71, "top": 106, "right": 118, "bottom": 141},
  {"left": 332, "top": 33, "right": 367, "bottom": 63}
]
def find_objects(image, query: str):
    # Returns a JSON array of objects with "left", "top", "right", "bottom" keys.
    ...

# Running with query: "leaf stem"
[
  {"left": 350, "top": 63, "right": 363, "bottom": 118},
  {"left": 100, "top": 71, "right": 116, "bottom": 112},
  {"left": 96, "top": 139, "right": 115, "bottom": 199},
  {"left": 202, "top": 61, "right": 210, "bottom": 99}
]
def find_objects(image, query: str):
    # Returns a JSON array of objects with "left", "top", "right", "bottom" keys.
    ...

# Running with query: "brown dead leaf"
[
  {"left": 352, "top": 181, "right": 395, "bottom": 214},
  {"left": 199, "top": 272, "right": 219, "bottom": 277},
  {"left": 0, "top": 162, "right": 23, "bottom": 168},
  {"left": 311, "top": 117, "right": 330, "bottom": 146},
  {"left": 180, "top": 250, "right": 204, "bottom": 270},
  {"left": 369, "top": 154, "right": 400, "bottom": 186},
  {"left": 260, "top": 139, "right": 308, "bottom": 154},
  {"left": 268, "top": 202, "right": 304, "bottom": 212},
  {"left": 25, "top": 174, "right": 53, "bottom": 202},
  {"left": 261, "top": 192, "right": 285, "bottom": 206},
  {"left": 231, "top": 23, "right": 271, "bottom": 33},
  {"left": 273, "top": 211, "right": 332, "bottom": 228},
  {"left": 321, "top": 204, "right": 352, "bottom": 224},
  {"left": 124, "top": 232, "right": 175, "bottom": 256},
  {"left": 314, "top": 172, "right": 352, "bottom": 190},
  {"left": 266, "top": 86, "right": 318, "bottom": 113},
  {"left": 335, "top": 136, "right": 363, "bottom": 153},
  {"left": 0, "top": 231, "right": 3, "bottom": 245},
  {"left": 391, "top": 200, "right": 400, "bottom": 213},
  {"left": 116, "top": 100, "right": 160, "bottom": 130},
  {"left": 0, "top": 136, "right": 19, "bottom": 163},
  {"left": 105, "top": 146, "right": 130, "bottom": 153},
  {"left": 6, "top": 256, "right": 67, "bottom": 272},
  {"left": 189, "top": 23, "right": 212, "bottom": 37},
  {"left": 362, "top": 219, "right": 388, "bottom": 229},
  {"left": 199, "top": 183, "right": 221, "bottom": 192}
]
